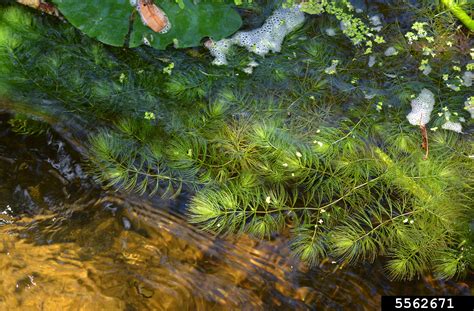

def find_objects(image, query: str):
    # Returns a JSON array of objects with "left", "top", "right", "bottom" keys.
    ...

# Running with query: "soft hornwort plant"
[
  {"left": 0, "top": 2, "right": 472, "bottom": 280},
  {"left": 87, "top": 98, "right": 473, "bottom": 280}
]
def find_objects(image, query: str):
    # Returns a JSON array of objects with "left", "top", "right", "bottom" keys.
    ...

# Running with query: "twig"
[{"left": 420, "top": 124, "right": 429, "bottom": 160}]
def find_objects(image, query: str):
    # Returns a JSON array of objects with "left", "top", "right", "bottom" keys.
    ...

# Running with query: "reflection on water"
[{"left": 0, "top": 114, "right": 471, "bottom": 310}]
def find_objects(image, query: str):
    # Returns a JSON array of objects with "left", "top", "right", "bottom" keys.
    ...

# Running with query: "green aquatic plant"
[
  {"left": 441, "top": 0, "right": 474, "bottom": 31},
  {"left": 284, "top": 0, "right": 377, "bottom": 46},
  {"left": 86, "top": 97, "right": 473, "bottom": 280},
  {"left": 1, "top": 3, "right": 473, "bottom": 281},
  {"left": 0, "top": 6, "right": 162, "bottom": 119}
]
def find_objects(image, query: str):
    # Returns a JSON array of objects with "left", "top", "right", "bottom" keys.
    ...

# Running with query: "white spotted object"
[
  {"left": 462, "top": 71, "right": 473, "bottom": 87},
  {"left": 442, "top": 121, "right": 462, "bottom": 133},
  {"left": 325, "top": 28, "right": 336, "bottom": 36},
  {"left": 369, "top": 15, "right": 382, "bottom": 32},
  {"left": 465, "top": 97, "right": 474, "bottom": 119},
  {"left": 422, "top": 64, "right": 432, "bottom": 76},
  {"left": 206, "top": 6, "right": 305, "bottom": 65},
  {"left": 384, "top": 46, "right": 398, "bottom": 56},
  {"left": 368, "top": 55, "right": 376, "bottom": 68},
  {"left": 406, "top": 88, "right": 435, "bottom": 126}
]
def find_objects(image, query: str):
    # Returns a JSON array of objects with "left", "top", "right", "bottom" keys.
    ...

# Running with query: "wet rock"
[
  {"left": 14, "top": 273, "right": 39, "bottom": 293},
  {"left": 133, "top": 281, "right": 154, "bottom": 298}
]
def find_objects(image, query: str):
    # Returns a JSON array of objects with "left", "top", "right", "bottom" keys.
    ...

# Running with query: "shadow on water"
[{"left": 0, "top": 111, "right": 471, "bottom": 310}]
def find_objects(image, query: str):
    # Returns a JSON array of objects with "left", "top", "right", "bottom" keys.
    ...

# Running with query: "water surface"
[{"left": 0, "top": 114, "right": 471, "bottom": 310}]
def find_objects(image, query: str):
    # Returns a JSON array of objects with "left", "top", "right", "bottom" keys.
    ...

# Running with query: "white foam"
[
  {"left": 248, "top": 59, "right": 259, "bottom": 67},
  {"left": 406, "top": 88, "right": 435, "bottom": 126},
  {"left": 422, "top": 64, "right": 432, "bottom": 76},
  {"left": 384, "top": 46, "right": 398, "bottom": 56},
  {"left": 464, "top": 97, "right": 474, "bottom": 119},
  {"left": 441, "top": 121, "right": 462, "bottom": 133},
  {"left": 324, "top": 60, "right": 339, "bottom": 74},
  {"left": 325, "top": 28, "right": 336, "bottom": 36},
  {"left": 368, "top": 55, "right": 376, "bottom": 67},
  {"left": 369, "top": 15, "right": 382, "bottom": 32},
  {"left": 447, "top": 83, "right": 460, "bottom": 91},
  {"left": 462, "top": 71, "right": 473, "bottom": 87},
  {"left": 205, "top": 38, "right": 232, "bottom": 65},
  {"left": 243, "top": 66, "right": 253, "bottom": 74},
  {"left": 206, "top": 6, "right": 305, "bottom": 65},
  {"left": 370, "top": 15, "right": 382, "bottom": 26}
]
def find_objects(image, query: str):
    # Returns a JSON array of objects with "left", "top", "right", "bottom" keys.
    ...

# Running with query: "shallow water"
[{"left": 0, "top": 114, "right": 471, "bottom": 310}]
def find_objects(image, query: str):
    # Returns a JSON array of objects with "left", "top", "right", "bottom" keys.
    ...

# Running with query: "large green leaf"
[
  {"left": 51, "top": 0, "right": 242, "bottom": 49},
  {"left": 129, "top": 0, "right": 242, "bottom": 49},
  {"left": 52, "top": 0, "right": 131, "bottom": 47}
]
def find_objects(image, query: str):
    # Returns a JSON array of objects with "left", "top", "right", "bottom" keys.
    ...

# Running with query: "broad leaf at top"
[
  {"left": 52, "top": 0, "right": 131, "bottom": 47},
  {"left": 51, "top": 0, "right": 242, "bottom": 49}
]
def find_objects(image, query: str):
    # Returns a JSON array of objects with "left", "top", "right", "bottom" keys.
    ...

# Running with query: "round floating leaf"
[
  {"left": 129, "top": 0, "right": 242, "bottom": 49},
  {"left": 52, "top": 0, "right": 132, "bottom": 47},
  {"left": 51, "top": 0, "right": 242, "bottom": 49}
]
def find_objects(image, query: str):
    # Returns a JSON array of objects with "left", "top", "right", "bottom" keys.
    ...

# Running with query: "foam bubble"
[
  {"left": 422, "top": 64, "right": 432, "bottom": 76},
  {"left": 462, "top": 71, "right": 473, "bottom": 87},
  {"left": 243, "top": 66, "right": 253, "bottom": 74},
  {"left": 206, "top": 38, "right": 232, "bottom": 65},
  {"left": 248, "top": 59, "right": 259, "bottom": 67},
  {"left": 384, "top": 46, "right": 398, "bottom": 56},
  {"left": 369, "top": 15, "right": 382, "bottom": 32},
  {"left": 324, "top": 60, "right": 339, "bottom": 75},
  {"left": 406, "top": 88, "right": 435, "bottom": 126},
  {"left": 441, "top": 121, "right": 462, "bottom": 133},
  {"left": 206, "top": 6, "right": 305, "bottom": 65},
  {"left": 368, "top": 55, "right": 376, "bottom": 67},
  {"left": 464, "top": 97, "right": 474, "bottom": 119},
  {"left": 325, "top": 28, "right": 336, "bottom": 36}
]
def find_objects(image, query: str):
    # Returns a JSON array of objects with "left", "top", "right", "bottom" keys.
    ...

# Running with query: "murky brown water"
[{"left": 0, "top": 113, "right": 471, "bottom": 310}]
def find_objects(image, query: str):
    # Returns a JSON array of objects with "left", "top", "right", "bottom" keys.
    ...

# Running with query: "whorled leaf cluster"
[
  {"left": 87, "top": 99, "right": 473, "bottom": 280},
  {"left": 0, "top": 2, "right": 472, "bottom": 281}
]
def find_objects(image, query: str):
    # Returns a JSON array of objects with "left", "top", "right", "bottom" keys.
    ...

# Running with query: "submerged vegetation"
[{"left": 0, "top": 0, "right": 473, "bottom": 281}]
